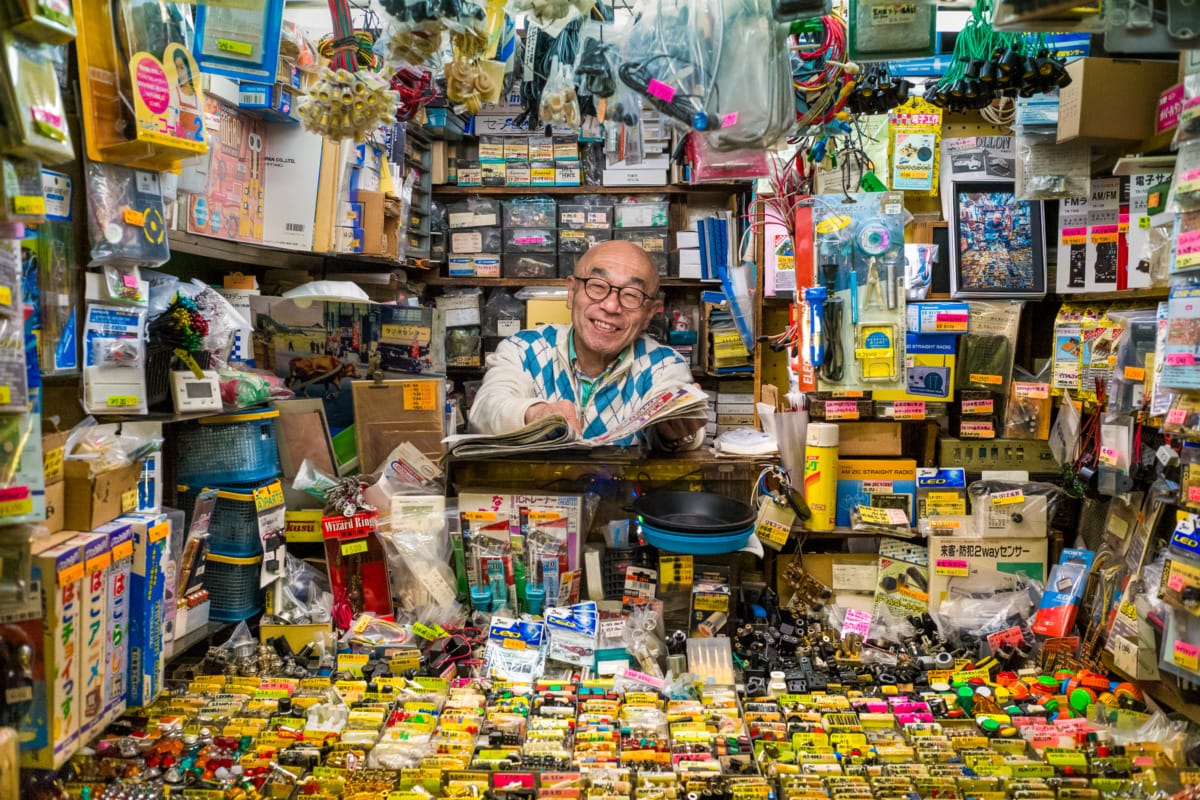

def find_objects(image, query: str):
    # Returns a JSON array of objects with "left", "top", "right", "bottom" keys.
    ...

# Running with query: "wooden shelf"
[
  {"left": 420, "top": 275, "right": 705, "bottom": 287},
  {"left": 432, "top": 183, "right": 752, "bottom": 196},
  {"left": 1053, "top": 287, "right": 1171, "bottom": 303},
  {"left": 168, "top": 229, "right": 421, "bottom": 272}
]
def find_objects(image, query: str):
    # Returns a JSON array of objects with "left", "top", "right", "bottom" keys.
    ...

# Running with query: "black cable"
[
  {"left": 617, "top": 58, "right": 710, "bottom": 130},
  {"left": 821, "top": 299, "right": 845, "bottom": 382}
]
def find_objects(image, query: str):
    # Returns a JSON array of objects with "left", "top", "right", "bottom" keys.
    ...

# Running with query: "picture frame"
[{"left": 950, "top": 180, "right": 1046, "bottom": 299}]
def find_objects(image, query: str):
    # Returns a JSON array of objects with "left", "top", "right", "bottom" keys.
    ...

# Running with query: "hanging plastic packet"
[
  {"left": 1015, "top": 133, "right": 1089, "bottom": 200},
  {"left": 889, "top": 98, "right": 942, "bottom": 195},
  {"left": 1169, "top": 138, "right": 1200, "bottom": 212},
  {"left": 0, "top": 157, "right": 47, "bottom": 225},
  {"left": 0, "top": 32, "right": 74, "bottom": 165},
  {"left": 539, "top": 57, "right": 581, "bottom": 127},
  {"left": 84, "top": 162, "right": 170, "bottom": 268}
]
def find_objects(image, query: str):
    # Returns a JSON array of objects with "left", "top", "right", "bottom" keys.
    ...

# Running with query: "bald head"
[{"left": 575, "top": 240, "right": 660, "bottom": 295}]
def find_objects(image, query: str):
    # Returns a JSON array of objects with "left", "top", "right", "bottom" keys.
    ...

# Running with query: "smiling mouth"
[{"left": 593, "top": 319, "right": 621, "bottom": 333}]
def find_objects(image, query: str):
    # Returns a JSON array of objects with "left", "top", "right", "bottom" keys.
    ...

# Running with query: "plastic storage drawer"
[
  {"left": 204, "top": 552, "right": 265, "bottom": 622},
  {"left": 176, "top": 481, "right": 279, "bottom": 557}
]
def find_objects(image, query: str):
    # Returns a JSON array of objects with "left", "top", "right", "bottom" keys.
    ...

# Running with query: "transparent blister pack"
[{"left": 1015, "top": 132, "right": 1088, "bottom": 201}]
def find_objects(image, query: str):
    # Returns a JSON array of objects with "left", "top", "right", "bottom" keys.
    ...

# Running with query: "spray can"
[{"left": 804, "top": 422, "right": 839, "bottom": 531}]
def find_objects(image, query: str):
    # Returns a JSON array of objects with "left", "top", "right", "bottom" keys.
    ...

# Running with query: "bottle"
[{"left": 804, "top": 422, "right": 839, "bottom": 531}]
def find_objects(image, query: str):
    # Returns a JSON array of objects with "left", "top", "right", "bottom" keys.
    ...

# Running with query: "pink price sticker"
[
  {"left": 824, "top": 400, "right": 860, "bottom": 419},
  {"left": 1189, "top": 486, "right": 1200, "bottom": 502},
  {"left": 123, "top": 274, "right": 139, "bottom": 289},
  {"left": 1165, "top": 353, "right": 1197, "bottom": 366},
  {"left": 721, "top": 112, "right": 738, "bottom": 127},
  {"left": 646, "top": 79, "right": 676, "bottom": 103},
  {"left": 0, "top": 486, "right": 30, "bottom": 503},
  {"left": 1174, "top": 641, "right": 1199, "bottom": 670},
  {"left": 1168, "top": 572, "right": 1186, "bottom": 592},
  {"left": 961, "top": 398, "right": 994, "bottom": 413},
  {"left": 893, "top": 401, "right": 926, "bottom": 420},
  {"left": 513, "top": 236, "right": 545, "bottom": 245},
  {"left": 1168, "top": 408, "right": 1189, "bottom": 425},
  {"left": 842, "top": 608, "right": 872, "bottom": 638}
]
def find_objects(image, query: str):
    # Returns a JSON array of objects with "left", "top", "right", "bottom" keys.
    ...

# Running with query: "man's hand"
[
  {"left": 655, "top": 416, "right": 706, "bottom": 447},
  {"left": 525, "top": 400, "right": 582, "bottom": 433}
]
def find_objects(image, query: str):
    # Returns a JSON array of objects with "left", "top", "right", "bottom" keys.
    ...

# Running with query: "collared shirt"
[
  {"left": 568, "top": 331, "right": 622, "bottom": 409},
  {"left": 468, "top": 324, "right": 695, "bottom": 447}
]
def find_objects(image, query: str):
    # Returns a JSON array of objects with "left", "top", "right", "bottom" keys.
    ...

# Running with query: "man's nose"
[{"left": 600, "top": 289, "right": 623, "bottom": 311}]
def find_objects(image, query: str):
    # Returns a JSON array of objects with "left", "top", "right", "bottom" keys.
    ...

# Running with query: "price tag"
[
  {"left": 1174, "top": 641, "right": 1199, "bottom": 671},
  {"left": 0, "top": 486, "right": 33, "bottom": 518},
  {"left": 991, "top": 489, "right": 1025, "bottom": 506},
  {"left": 721, "top": 112, "right": 738, "bottom": 127},
  {"left": 120, "top": 489, "right": 138, "bottom": 513},
  {"left": 217, "top": 38, "right": 254, "bottom": 56},
  {"left": 755, "top": 502, "right": 795, "bottom": 550},
  {"left": 969, "top": 373, "right": 1004, "bottom": 385},
  {"left": 646, "top": 79, "right": 676, "bottom": 102},
  {"left": 1013, "top": 382, "right": 1049, "bottom": 399},
  {"left": 1124, "top": 366, "right": 1146, "bottom": 381},
  {"left": 824, "top": 400, "right": 861, "bottom": 420},
  {"left": 341, "top": 540, "right": 368, "bottom": 556},
  {"left": 857, "top": 505, "right": 908, "bottom": 526},
  {"left": 403, "top": 381, "right": 438, "bottom": 410},
  {"left": 106, "top": 395, "right": 139, "bottom": 407},
  {"left": 1099, "top": 446, "right": 1120, "bottom": 466},
  {"left": 123, "top": 208, "right": 145, "bottom": 227},
  {"left": 337, "top": 653, "right": 369, "bottom": 676},
  {"left": 935, "top": 559, "right": 969, "bottom": 577},
  {"left": 893, "top": 401, "right": 926, "bottom": 420},
  {"left": 12, "top": 196, "right": 45, "bottom": 216},
  {"left": 659, "top": 555, "right": 694, "bottom": 586},
  {"left": 961, "top": 398, "right": 994, "bottom": 414},
  {"left": 1168, "top": 408, "right": 1189, "bottom": 425},
  {"left": 411, "top": 622, "right": 441, "bottom": 640},
  {"left": 502, "top": 638, "right": 527, "bottom": 650}
]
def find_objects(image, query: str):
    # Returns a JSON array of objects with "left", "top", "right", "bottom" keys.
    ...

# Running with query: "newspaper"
[{"left": 444, "top": 384, "right": 710, "bottom": 457}]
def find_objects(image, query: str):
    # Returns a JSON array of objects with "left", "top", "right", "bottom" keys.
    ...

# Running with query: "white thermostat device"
[{"left": 170, "top": 370, "right": 223, "bottom": 414}]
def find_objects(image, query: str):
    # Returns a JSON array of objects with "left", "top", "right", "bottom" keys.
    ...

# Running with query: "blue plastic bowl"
[{"left": 638, "top": 521, "right": 753, "bottom": 555}]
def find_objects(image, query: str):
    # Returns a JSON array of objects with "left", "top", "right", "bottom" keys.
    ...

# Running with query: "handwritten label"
[
  {"left": 1165, "top": 353, "right": 1196, "bottom": 366},
  {"left": 1174, "top": 641, "right": 1199, "bottom": 671},
  {"left": 106, "top": 395, "right": 139, "bottom": 407},
  {"left": 646, "top": 79, "right": 676, "bottom": 103},
  {"left": 857, "top": 505, "right": 908, "bottom": 526},
  {"left": 13, "top": 195, "right": 45, "bottom": 216},
  {"left": 991, "top": 489, "right": 1025, "bottom": 506},
  {"left": 1013, "top": 382, "right": 1049, "bottom": 399},
  {"left": 1099, "top": 446, "right": 1120, "bottom": 466},
  {"left": 893, "top": 401, "right": 926, "bottom": 420},
  {"left": 824, "top": 400, "right": 860, "bottom": 420},
  {"left": 403, "top": 381, "right": 438, "bottom": 411},
  {"left": 217, "top": 38, "right": 254, "bottom": 56},
  {"left": 961, "top": 398, "right": 994, "bottom": 414},
  {"left": 120, "top": 489, "right": 138, "bottom": 513},
  {"left": 934, "top": 313, "right": 968, "bottom": 332},
  {"left": 1168, "top": 408, "right": 1189, "bottom": 425},
  {"left": 1124, "top": 366, "right": 1146, "bottom": 381},
  {"left": 960, "top": 421, "right": 995, "bottom": 439},
  {"left": 935, "top": 559, "right": 969, "bottom": 577}
]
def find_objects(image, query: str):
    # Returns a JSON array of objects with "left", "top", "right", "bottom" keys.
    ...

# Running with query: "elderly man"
[{"left": 469, "top": 240, "right": 706, "bottom": 451}]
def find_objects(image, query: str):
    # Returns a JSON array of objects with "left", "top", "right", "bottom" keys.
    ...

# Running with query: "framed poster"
[{"left": 950, "top": 180, "right": 1046, "bottom": 299}]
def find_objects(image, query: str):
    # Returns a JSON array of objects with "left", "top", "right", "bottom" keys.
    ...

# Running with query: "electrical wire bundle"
[
  {"left": 845, "top": 62, "right": 911, "bottom": 115},
  {"left": 790, "top": 15, "right": 853, "bottom": 129},
  {"left": 298, "top": 0, "right": 401, "bottom": 140},
  {"left": 923, "top": 0, "right": 1070, "bottom": 112}
]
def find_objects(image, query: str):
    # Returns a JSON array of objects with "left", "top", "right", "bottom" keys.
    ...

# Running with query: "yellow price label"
[
  {"left": 0, "top": 386, "right": 10, "bottom": 406},
  {"left": 969, "top": 373, "right": 1004, "bottom": 385},
  {"left": 123, "top": 208, "right": 145, "bottom": 227},
  {"left": 107, "top": 395, "right": 139, "bottom": 408},
  {"left": 43, "top": 445, "right": 64, "bottom": 483},
  {"left": 0, "top": 287, "right": 12, "bottom": 308},
  {"left": 1138, "top": 216, "right": 1151, "bottom": 229},
  {"left": 254, "top": 481, "right": 284, "bottom": 512},
  {"left": 341, "top": 540, "right": 368, "bottom": 556},
  {"left": 217, "top": 38, "right": 254, "bottom": 56},
  {"left": 991, "top": 490, "right": 1025, "bottom": 506},
  {"left": 1124, "top": 366, "right": 1146, "bottom": 381},
  {"left": 12, "top": 195, "right": 45, "bottom": 216},
  {"left": 403, "top": 381, "right": 438, "bottom": 411},
  {"left": 0, "top": 495, "right": 33, "bottom": 517},
  {"left": 120, "top": 489, "right": 138, "bottom": 513}
]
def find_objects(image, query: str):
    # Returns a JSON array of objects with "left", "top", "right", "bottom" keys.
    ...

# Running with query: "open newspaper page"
[{"left": 445, "top": 384, "right": 709, "bottom": 457}]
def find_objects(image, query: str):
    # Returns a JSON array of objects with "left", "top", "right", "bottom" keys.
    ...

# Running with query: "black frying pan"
[{"left": 633, "top": 491, "right": 757, "bottom": 534}]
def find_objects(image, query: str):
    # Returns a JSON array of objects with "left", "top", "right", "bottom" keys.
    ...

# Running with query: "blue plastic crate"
[
  {"left": 175, "top": 409, "right": 280, "bottom": 485},
  {"left": 176, "top": 480, "right": 280, "bottom": 557},
  {"left": 204, "top": 552, "right": 264, "bottom": 622}
]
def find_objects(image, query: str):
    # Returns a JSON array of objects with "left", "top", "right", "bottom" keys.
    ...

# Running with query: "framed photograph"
[{"left": 950, "top": 180, "right": 1046, "bottom": 299}]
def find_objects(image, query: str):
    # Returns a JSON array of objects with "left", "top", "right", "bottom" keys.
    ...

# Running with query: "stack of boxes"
[
  {"left": 503, "top": 197, "right": 558, "bottom": 278},
  {"left": 613, "top": 197, "right": 670, "bottom": 276},
  {"left": 442, "top": 135, "right": 583, "bottom": 188},
  {"left": 715, "top": 380, "right": 756, "bottom": 437},
  {"left": 558, "top": 199, "right": 613, "bottom": 277},
  {"left": 673, "top": 228, "right": 702, "bottom": 279},
  {"left": 447, "top": 198, "right": 502, "bottom": 278}
]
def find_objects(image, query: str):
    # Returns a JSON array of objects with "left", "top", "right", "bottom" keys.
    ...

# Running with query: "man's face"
[{"left": 568, "top": 241, "right": 660, "bottom": 367}]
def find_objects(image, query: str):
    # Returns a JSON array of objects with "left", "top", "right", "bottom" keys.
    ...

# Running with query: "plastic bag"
[
  {"left": 1169, "top": 139, "right": 1200, "bottom": 212},
  {"left": 1015, "top": 132, "right": 1089, "bottom": 201},
  {"left": 508, "top": 0, "right": 596, "bottom": 38},
  {"left": 378, "top": 496, "right": 459, "bottom": 623},
  {"left": 272, "top": 552, "right": 334, "bottom": 623},
  {"left": 65, "top": 417, "right": 162, "bottom": 476},
  {"left": 84, "top": 162, "right": 171, "bottom": 269},
  {"left": 539, "top": 56, "right": 581, "bottom": 127},
  {"left": 932, "top": 574, "right": 1042, "bottom": 642},
  {"left": 482, "top": 289, "right": 525, "bottom": 338},
  {"left": 218, "top": 365, "right": 294, "bottom": 408}
]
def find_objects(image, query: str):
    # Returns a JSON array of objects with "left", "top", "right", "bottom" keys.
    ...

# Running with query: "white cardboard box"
[
  {"left": 927, "top": 535, "right": 1047, "bottom": 613},
  {"left": 262, "top": 124, "right": 324, "bottom": 251}
]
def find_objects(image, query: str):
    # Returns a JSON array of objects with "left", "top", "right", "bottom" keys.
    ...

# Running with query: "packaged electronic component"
[
  {"left": 193, "top": 0, "right": 284, "bottom": 83},
  {"left": 0, "top": 157, "right": 48, "bottom": 225},
  {"left": 502, "top": 197, "right": 557, "bottom": 228},
  {"left": 1003, "top": 380, "right": 1051, "bottom": 440},
  {"left": 0, "top": 33, "right": 74, "bottom": 165},
  {"left": 7, "top": 0, "right": 77, "bottom": 45},
  {"left": 916, "top": 468, "right": 967, "bottom": 520},
  {"left": 84, "top": 162, "right": 170, "bottom": 268},
  {"left": 82, "top": 302, "right": 147, "bottom": 415}
]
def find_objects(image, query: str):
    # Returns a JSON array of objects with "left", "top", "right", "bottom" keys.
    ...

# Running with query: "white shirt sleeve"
[{"left": 467, "top": 337, "right": 546, "bottom": 435}]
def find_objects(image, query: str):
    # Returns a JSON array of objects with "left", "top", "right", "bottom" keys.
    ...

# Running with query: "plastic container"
[
  {"left": 502, "top": 197, "right": 557, "bottom": 228},
  {"left": 558, "top": 228, "right": 612, "bottom": 254},
  {"left": 503, "top": 253, "right": 556, "bottom": 278},
  {"left": 502, "top": 228, "right": 556, "bottom": 253},
  {"left": 614, "top": 228, "right": 668, "bottom": 274},
  {"left": 639, "top": 522, "right": 752, "bottom": 554},
  {"left": 204, "top": 552, "right": 265, "bottom": 621},
  {"left": 176, "top": 482, "right": 276, "bottom": 557},
  {"left": 450, "top": 226, "right": 502, "bottom": 254},
  {"left": 614, "top": 199, "right": 669, "bottom": 228},
  {"left": 174, "top": 409, "right": 280, "bottom": 485},
  {"left": 446, "top": 198, "right": 500, "bottom": 228}
]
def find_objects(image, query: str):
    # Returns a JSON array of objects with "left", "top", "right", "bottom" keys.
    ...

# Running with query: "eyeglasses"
[{"left": 572, "top": 275, "right": 657, "bottom": 310}]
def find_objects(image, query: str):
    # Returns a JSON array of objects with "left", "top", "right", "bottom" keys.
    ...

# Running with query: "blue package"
[{"left": 194, "top": 0, "right": 285, "bottom": 83}]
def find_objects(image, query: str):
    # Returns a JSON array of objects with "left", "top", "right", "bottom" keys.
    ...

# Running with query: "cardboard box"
[
  {"left": 21, "top": 539, "right": 84, "bottom": 770},
  {"left": 125, "top": 513, "right": 169, "bottom": 709},
  {"left": 96, "top": 519, "right": 133, "bottom": 725},
  {"left": 836, "top": 459, "right": 917, "bottom": 528},
  {"left": 354, "top": 189, "right": 388, "bottom": 256},
  {"left": 780, "top": 552, "right": 879, "bottom": 604},
  {"left": 64, "top": 460, "right": 143, "bottom": 532},
  {"left": 313, "top": 138, "right": 349, "bottom": 254},
  {"left": 351, "top": 378, "right": 447, "bottom": 476},
  {"left": 837, "top": 422, "right": 904, "bottom": 457},
  {"left": 1058, "top": 58, "right": 1179, "bottom": 144},
  {"left": 927, "top": 535, "right": 1048, "bottom": 613},
  {"left": 263, "top": 124, "right": 324, "bottom": 251},
  {"left": 526, "top": 297, "right": 572, "bottom": 328},
  {"left": 76, "top": 532, "right": 111, "bottom": 740},
  {"left": 43, "top": 480, "right": 64, "bottom": 533},
  {"left": 260, "top": 621, "right": 332, "bottom": 653}
]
